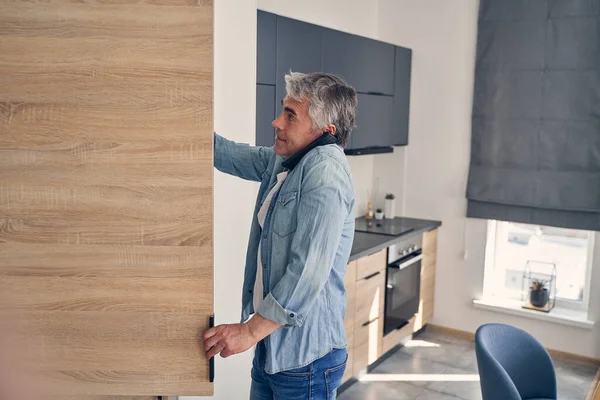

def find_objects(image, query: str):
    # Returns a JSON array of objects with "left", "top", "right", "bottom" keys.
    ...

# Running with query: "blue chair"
[{"left": 475, "top": 323, "right": 557, "bottom": 400}]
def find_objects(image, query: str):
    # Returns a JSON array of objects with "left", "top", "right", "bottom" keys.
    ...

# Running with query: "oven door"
[{"left": 384, "top": 251, "right": 422, "bottom": 335}]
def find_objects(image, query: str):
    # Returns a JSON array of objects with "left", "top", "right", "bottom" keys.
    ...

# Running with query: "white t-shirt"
[{"left": 253, "top": 171, "right": 288, "bottom": 312}]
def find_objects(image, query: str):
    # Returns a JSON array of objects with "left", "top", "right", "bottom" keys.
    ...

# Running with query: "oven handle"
[{"left": 389, "top": 252, "right": 423, "bottom": 271}]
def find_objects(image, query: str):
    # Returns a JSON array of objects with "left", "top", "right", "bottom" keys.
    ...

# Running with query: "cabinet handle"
[
  {"left": 364, "top": 271, "right": 381, "bottom": 280},
  {"left": 362, "top": 317, "right": 379, "bottom": 327}
]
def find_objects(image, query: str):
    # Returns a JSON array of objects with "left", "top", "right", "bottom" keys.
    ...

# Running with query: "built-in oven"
[{"left": 384, "top": 235, "right": 422, "bottom": 335}]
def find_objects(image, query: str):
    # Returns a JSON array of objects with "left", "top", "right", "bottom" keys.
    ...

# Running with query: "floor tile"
[
  {"left": 339, "top": 329, "right": 598, "bottom": 400},
  {"left": 414, "top": 389, "right": 463, "bottom": 399},
  {"left": 338, "top": 380, "right": 424, "bottom": 400},
  {"left": 424, "top": 364, "right": 482, "bottom": 400}
]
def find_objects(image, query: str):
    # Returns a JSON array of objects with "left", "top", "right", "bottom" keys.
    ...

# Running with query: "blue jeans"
[{"left": 250, "top": 341, "right": 348, "bottom": 400}]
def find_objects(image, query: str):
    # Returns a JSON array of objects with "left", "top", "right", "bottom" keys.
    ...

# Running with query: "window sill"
[{"left": 473, "top": 297, "right": 595, "bottom": 330}]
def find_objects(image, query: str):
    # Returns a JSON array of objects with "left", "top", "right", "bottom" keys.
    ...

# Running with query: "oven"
[{"left": 384, "top": 236, "right": 422, "bottom": 335}]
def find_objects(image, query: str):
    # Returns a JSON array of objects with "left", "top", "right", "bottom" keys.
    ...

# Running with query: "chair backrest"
[{"left": 475, "top": 323, "right": 557, "bottom": 400}]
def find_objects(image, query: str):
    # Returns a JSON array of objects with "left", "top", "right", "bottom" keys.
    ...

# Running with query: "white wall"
[
  {"left": 184, "top": 2, "right": 382, "bottom": 399},
  {"left": 377, "top": 0, "right": 600, "bottom": 359}
]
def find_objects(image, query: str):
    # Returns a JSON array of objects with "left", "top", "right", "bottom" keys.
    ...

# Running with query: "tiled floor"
[{"left": 339, "top": 329, "right": 598, "bottom": 400}]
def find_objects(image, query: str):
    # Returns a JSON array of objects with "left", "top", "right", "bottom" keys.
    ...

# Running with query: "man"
[{"left": 204, "top": 72, "right": 357, "bottom": 399}]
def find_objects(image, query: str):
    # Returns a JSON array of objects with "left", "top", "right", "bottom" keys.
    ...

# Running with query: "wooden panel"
[
  {"left": 352, "top": 314, "right": 384, "bottom": 376},
  {"left": 354, "top": 314, "right": 384, "bottom": 348},
  {"left": 356, "top": 249, "right": 387, "bottom": 280},
  {"left": 344, "top": 261, "right": 357, "bottom": 334},
  {"left": 345, "top": 260, "right": 357, "bottom": 286},
  {"left": 354, "top": 271, "right": 385, "bottom": 328},
  {"left": 415, "top": 229, "right": 438, "bottom": 331},
  {"left": 588, "top": 369, "right": 600, "bottom": 400},
  {"left": 382, "top": 317, "right": 414, "bottom": 355},
  {"left": 342, "top": 333, "right": 354, "bottom": 384},
  {"left": 0, "top": 0, "right": 213, "bottom": 397}
]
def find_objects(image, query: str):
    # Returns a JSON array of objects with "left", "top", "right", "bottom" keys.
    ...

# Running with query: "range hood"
[{"left": 344, "top": 146, "right": 394, "bottom": 156}]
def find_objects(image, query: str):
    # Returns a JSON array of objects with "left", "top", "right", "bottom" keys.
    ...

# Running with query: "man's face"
[{"left": 271, "top": 96, "right": 320, "bottom": 158}]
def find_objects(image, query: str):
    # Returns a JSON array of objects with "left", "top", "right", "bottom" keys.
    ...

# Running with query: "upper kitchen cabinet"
[
  {"left": 276, "top": 15, "right": 323, "bottom": 114},
  {"left": 256, "top": 84, "right": 276, "bottom": 147},
  {"left": 323, "top": 30, "right": 395, "bottom": 96},
  {"left": 392, "top": 46, "right": 412, "bottom": 146},
  {"left": 348, "top": 93, "right": 394, "bottom": 150},
  {"left": 257, "top": 11, "right": 276, "bottom": 85}
]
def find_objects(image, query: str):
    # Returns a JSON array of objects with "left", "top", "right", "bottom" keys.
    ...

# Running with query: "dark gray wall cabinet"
[
  {"left": 256, "top": 10, "right": 412, "bottom": 153},
  {"left": 256, "top": 84, "right": 276, "bottom": 147},
  {"left": 323, "top": 30, "right": 395, "bottom": 96},
  {"left": 392, "top": 46, "right": 412, "bottom": 146},
  {"left": 350, "top": 94, "right": 394, "bottom": 149},
  {"left": 257, "top": 11, "right": 277, "bottom": 85},
  {"left": 275, "top": 15, "right": 323, "bottom": 116}
]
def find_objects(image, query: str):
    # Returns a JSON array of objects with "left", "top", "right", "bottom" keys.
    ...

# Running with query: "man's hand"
[{"left": 203, "top": 313, "right": 281, "bottom": 359}]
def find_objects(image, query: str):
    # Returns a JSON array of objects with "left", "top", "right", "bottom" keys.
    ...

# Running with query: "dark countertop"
[{"left": 349, "top": 217, "right": 441, "bottom": 261}]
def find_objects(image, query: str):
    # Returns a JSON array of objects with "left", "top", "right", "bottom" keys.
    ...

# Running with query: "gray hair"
[{"left": 285, "top": 72, "right": 358, "bottom": 147}]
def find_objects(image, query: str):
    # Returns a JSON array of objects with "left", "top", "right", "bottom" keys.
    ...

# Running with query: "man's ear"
[{"left": 324, "top": 124, "right": 337, "bottom": 136}]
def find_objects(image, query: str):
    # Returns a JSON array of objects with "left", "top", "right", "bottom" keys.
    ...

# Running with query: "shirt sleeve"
[
  {"left": 214, "top": 132, "right": 275, "bottom": 182},
  {"left": 257, "top": 153, "right": 352, "bottom": 327}
]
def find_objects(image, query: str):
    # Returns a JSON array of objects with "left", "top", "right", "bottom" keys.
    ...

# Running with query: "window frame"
[{"left": 483, "top": 220, "right": 595, "bottom": 312}]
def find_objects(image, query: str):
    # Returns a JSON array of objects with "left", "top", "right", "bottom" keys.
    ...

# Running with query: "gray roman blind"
[{"left": 467, "top": 0, "right": 600, "bottom": 231}]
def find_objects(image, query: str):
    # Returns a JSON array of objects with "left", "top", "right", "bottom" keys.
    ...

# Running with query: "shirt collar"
[{"left": 281, "top": 133, "right": 338, "bottom": 170}]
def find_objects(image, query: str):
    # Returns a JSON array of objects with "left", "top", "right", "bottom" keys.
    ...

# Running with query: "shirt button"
[
  {"left": 289, "top": 313, "right": 295, "bottom": 318},
  {"left": 263, "top": 234, "right": 267, "bottom": 239},
  {"left": 263, "top": 263, "right": 267, "bottom": 268},
  {"left": 263, "top": 292, "right": 267, "bottom": 298},
  {"left": 269, "top": 206, "right": 273, "bottom": 210}
]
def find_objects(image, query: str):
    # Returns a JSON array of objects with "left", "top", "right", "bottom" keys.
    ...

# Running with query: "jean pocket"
[
  {"left": 324, "top": 353, "right": 348, "bottom": 400},
  {"left": 277, "top": 363, "right": 311, "bottom": 378}
]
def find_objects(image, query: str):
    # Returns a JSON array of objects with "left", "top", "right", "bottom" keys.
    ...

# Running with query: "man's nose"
[{"left": 272, "top": 113, "right": 283, "bottom": 130}]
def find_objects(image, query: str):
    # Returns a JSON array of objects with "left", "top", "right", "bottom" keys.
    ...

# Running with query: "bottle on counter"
[{"left": 365, "top": 201, "right": 374, "bottom": 220}]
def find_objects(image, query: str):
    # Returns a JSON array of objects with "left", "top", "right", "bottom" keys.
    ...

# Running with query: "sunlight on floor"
[
  {"left": 403, "top": 339, "right": 441, "bottom": 348},
  {"left": 360, "top": 374, "right": 480, "bottom": 382}
]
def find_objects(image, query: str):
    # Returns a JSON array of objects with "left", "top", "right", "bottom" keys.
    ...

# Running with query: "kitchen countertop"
[{"left": 349, "top": 217, "right": 441, "bottom": 262}]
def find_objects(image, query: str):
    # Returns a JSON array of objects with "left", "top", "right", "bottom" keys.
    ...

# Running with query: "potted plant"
[
  {"left": 375, "top": 208, "right": 384, "bottom": 220},
  {"left": 384, "top": 193, "right": 396, "bottom": 219},
  {"left": 529, "top": 279, "right": 549, "bottom": 307}
]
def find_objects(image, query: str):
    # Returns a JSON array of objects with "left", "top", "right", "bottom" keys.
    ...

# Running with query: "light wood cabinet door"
[
  {"left": 354, "top": 271, "right": 385, "bottom": 329},
  {"left": 0, "top": 1, "right": 214, "bottom": 397},
  {"left": 382, "top": 317, "right": 415, "bottom": 355},
  {"left": 345, "top": 261, "right": 357, "bottom": 335},
  {"left": 356, "top": 249, "right": 387, "bottom": 280},
  {"left": 342, "top": 333, "right": 354, "bottom": 384},
  {"left": 352, "top": 314, "right": 384, "bottom": 376},
  {"left": 415, "top": 229, "right": 438, "bottom": 331}
]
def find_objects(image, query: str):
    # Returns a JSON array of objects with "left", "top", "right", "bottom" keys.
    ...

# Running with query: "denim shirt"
[{"left": 213, "top": 133, "right": 355, "bottom": 374}]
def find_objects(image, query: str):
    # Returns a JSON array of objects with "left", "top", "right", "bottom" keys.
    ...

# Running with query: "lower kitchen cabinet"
[
  {"left": 352, "top": 313, "right": 384, "bottom": 376},
  {"left": 343, "top": 228, "right": 439, "bottom": 383},
  {"left": 414, "top": 228, "right": 438, "bottom": 331}
]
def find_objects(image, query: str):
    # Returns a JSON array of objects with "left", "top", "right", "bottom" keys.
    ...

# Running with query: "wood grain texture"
[
  {"left": 355, "top": 249, "right": 386, "bottom": 281},
  {"left": 344, "top": 261, "right": 356, "bottom": 334},
  {"left": 382, "top": 316, "right": 414, "bottom": 355},
  {"left": 0, "top": 0, "right": 213, "bottom": 396},
  {"left": 415, "top": 229, "right": 437, "bottom": 331},
  {"left": 352, "top": 313, "right": 384, "bottom": 376},
  {"left": 354, "top": 271, "right": 385, "bottom": 329},
  {"left": 588, "top": 368, "right": 600, "bottom": 400},
  {"left": 342, "top": 333, "right": 354, "bottom": 384}
]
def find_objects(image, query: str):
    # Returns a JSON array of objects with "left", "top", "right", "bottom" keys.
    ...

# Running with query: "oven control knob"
[
  {"left": 411, "top": 245, "right": 417, "bottom": 252},
  {"left": 402, "top": 249, "right": 409, "bottom": 256}
]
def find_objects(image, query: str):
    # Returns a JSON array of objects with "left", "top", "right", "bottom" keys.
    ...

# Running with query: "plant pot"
[
  {"left": 530, "top": 289, "right": 549, "bottom": 307},
  {"left": 375, "top": 211, "right": 384, "bottom": 220}
]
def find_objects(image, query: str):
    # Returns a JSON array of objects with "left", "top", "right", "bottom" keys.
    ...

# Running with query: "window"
[{"left": 484, "top": 221, "right": 594, "bottom": 310}]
